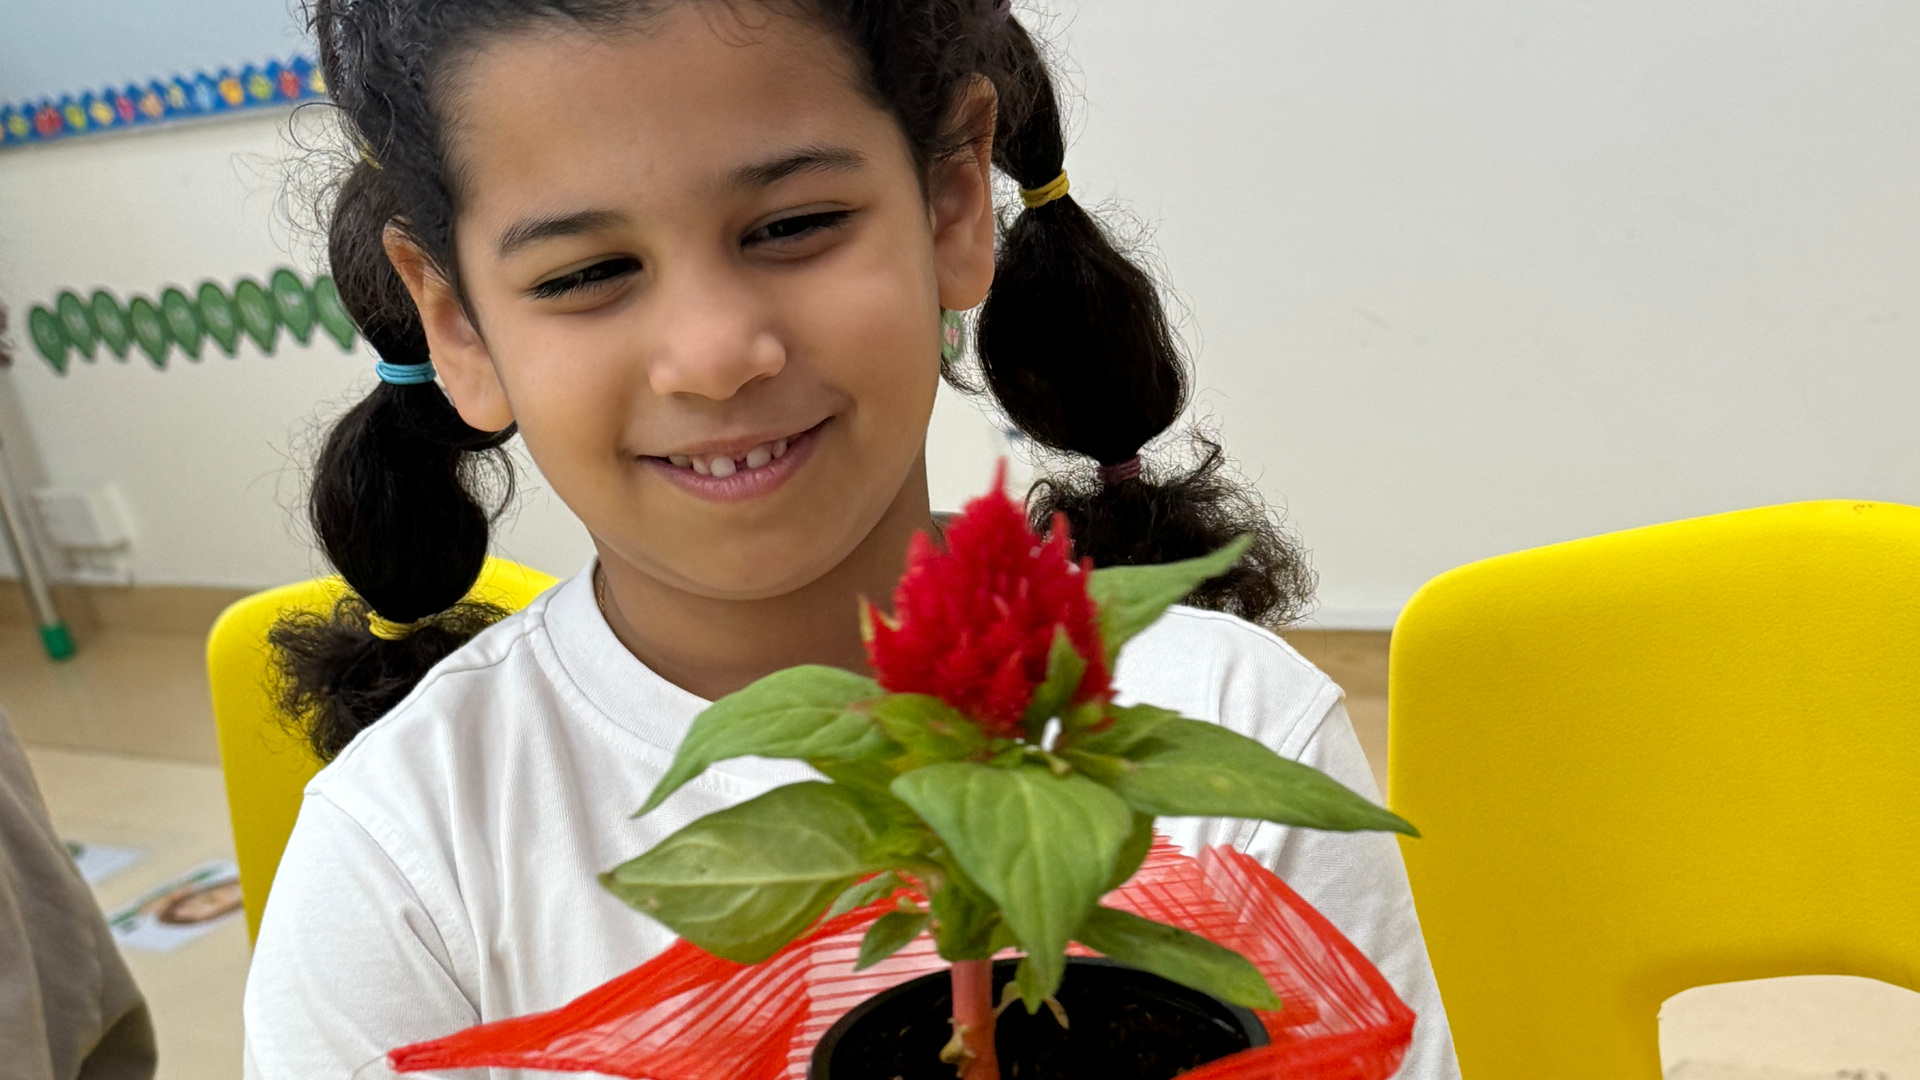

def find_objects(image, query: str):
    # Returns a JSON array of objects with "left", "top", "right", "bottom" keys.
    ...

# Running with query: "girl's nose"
[{"left": 645, "top": 273, "right": 786, "bottom": 401}]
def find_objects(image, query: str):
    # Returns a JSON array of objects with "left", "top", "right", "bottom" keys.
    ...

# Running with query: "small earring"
[{"left": 940, "top": 309, "right": 967, "bottom": 364}]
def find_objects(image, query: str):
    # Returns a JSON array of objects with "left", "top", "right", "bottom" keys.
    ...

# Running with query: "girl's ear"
[
  {"left": 382, "top": 227, "right": 516, "bottom": 432},
  {"left": 929, "top": 78, "right": 1000, "bottom": 313}
]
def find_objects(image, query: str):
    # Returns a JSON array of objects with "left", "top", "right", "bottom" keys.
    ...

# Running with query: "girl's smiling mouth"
[{"left": 644, "top": 419, "right": 828, "bottom": 502}]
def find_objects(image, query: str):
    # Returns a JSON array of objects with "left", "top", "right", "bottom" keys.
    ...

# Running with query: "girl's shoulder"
[{"left": 1113, "top": 606, "right": 1346, "bottom": 759}]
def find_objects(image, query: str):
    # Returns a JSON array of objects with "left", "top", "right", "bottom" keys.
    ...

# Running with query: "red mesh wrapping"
[{"left": 389, "top": 840, "right": 1414, "bottom": 1079}]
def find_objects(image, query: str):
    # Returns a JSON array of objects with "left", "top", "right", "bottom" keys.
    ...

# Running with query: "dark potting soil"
[{"left": 814, "top": 958, "right": 1265, "bottom": 1080}]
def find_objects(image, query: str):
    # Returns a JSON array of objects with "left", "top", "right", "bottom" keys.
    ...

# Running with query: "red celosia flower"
[{"left": 864, "top": 465, "right": 1109, "bottom": 739}]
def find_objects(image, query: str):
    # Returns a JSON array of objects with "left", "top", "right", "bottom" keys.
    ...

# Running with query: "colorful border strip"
[
  {"left": 1, "top": 55, "right": 325, "bottom": 150},
  {"left": 27, "top": 269, "right": 358, "bottom": 374}
]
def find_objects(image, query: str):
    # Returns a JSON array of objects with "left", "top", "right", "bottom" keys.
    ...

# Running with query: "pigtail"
[
  {"left": 269, "top": 37, "right": 516, "bottom": 760},
  {"left": 973, "top": 13, "right": 1312, "bottom": 625}
]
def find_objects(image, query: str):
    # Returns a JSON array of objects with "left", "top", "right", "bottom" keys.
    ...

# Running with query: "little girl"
[{"left": 247, "top": 1, "right": 1460, "bottom": 1076}]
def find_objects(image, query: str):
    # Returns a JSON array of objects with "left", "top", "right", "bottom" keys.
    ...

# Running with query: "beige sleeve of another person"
[{"left": 0, "top": 708, "right": 157, "bottom": 1080}]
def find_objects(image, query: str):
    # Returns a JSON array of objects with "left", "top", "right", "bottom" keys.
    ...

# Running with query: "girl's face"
[{"left": 397, "top": 4, "right": 997, "bottom": 602}]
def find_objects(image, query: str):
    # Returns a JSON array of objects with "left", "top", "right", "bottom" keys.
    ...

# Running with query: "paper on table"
[
  {"left": 108, "top": 858, "right": 243, "bottom": 952},
  {"left": 64, "top": 839, "right": 144, "bottom": 885}
]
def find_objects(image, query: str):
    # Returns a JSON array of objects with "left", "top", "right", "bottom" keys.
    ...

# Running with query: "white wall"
[
  {"left": 2, "top": 1, "right": 1916, "bottom": 624},
  {"left": 1053, "top": 0, "right": 1920, "bottom": 624}
]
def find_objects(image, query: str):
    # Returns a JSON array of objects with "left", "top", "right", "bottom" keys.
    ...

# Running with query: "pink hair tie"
[{"left": 1096, "top": 456, "right": 1142, "bottom": 486}]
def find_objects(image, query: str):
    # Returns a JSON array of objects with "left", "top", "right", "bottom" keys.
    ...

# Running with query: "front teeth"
[{"left": 668, "top": 436, "right": 793, "bottom": 477}]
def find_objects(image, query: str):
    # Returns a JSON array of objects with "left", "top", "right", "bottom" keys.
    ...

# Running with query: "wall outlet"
[{"left": 32, "top": 484, "right": 135, "bottom": 550}]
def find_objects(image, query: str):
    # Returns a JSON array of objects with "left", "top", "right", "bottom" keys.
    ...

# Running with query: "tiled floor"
[{"left": 2, "top": 617, "right": 1916, "bottom": 1079}]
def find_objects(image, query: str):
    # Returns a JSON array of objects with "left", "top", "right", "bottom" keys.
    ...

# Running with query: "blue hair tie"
[{"left": 376, "top": 360, "right": 437, "bottom": 386}]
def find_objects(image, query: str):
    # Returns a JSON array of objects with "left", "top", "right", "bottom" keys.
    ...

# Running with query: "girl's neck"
[{"left": 594, "top": 464, "right": 936, "bottom": 703}]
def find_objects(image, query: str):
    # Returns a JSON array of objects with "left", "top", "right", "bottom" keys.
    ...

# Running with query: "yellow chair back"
[
  {"left": 206, "top": 557, "right": 559, "bottom": 941},
  {"left": 1388, "top": 500, "right": 1920, "bottom": 1077}
]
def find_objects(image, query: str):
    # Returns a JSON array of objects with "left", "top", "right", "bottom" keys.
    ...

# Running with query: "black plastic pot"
[{"left": 810, "top": 957, "right": 1268, "bottom": 1080}]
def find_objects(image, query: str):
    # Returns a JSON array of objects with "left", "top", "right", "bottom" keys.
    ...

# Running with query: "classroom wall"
[{"left": 1, "top": 0, "right": 1915, "bottom": 626}]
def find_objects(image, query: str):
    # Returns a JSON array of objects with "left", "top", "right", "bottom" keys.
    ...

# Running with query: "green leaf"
[
  {"left": 1015, "top": 953, "right": 1062, "bottom": 1013},
  {"left": 891, "top": 763, "right": 1134, "bottom": 1007},
  {"left": 1086, "top": 536, "right": 1253, "bottom": 663},
  {"left": 601, "top": 782, "right": 881, "bottom": 963},
  {"left": 1021, "top": 626, "right": 1088, "bottom": 731},
  {"left": 1076, "top": 906, "right": 1280, "bottom": 1011},
  {"left": 1104, "top": 812, "right": 1156, "bottom": 893},
  {"left": 813, "top": 756, "right": 906, "bottom": 799},
  {"left": 929, "top": 877, "right": 1000, "bottom": 960},
  {"left": 827, "top": 871, "right": 904, "bottom": 919},
  {"left": 638, "top": 666, "right": 893, "bottom": 815},
  {"left": 988, "top": 743, "right": 1027, "bottom": 769},
  {"left": 870, "top": 694, "right": 987, "bottom": 764},
  {"left": 1066, "top": 703, "right": 1182, "bottom": 757},
  {"left": 1107, "top": 719, "right": 1418, "bottom": 836},
  {"left": 856, "top": 910, "right": 931, "bottom": 970}
]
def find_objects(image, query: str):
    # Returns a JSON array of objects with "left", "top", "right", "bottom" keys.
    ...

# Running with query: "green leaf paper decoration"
[
  {"left": 55, "top": 291, "right": 97, "bottom": 360},
  {"left": 89, "top": 291, "right": 131, "bottom": 360},
  {"left": 232, "top": 277, "right": 279, "bottom": 355},
  {"left": 312, "top": 275, "right": 355, "bottom": 351},
  {"left": 29, "top": 305, "right": 69, "bottom": 373},
  {"left": 160, "top": 287, "right": 204, "bottom": 360},
  {"left": 271, "top": 268, "right": 316, "bottom": 344},
  {"left": 197, "top": 281, "right": 241, "bottom": 356},
  {"left": 126, "top": 296, "right": 170, "bottom": 369}
]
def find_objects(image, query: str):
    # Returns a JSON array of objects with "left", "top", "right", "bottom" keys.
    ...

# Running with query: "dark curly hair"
[{"left": 279, "top": 0, "right": 1314, "bottom": 761}]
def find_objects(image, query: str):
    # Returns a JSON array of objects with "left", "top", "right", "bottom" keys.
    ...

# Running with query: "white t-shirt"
[{"left": 243, "top": 564, "right": 1460, "bottom": 1079}]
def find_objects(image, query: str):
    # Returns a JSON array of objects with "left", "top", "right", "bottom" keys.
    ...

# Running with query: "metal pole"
[{"left": 0, "top": 431, "right": 72, "bottom": 660}]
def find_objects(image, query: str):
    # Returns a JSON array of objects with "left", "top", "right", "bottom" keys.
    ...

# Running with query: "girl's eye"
[
  {"left": 530, "top": 257, "right": 640, "bottom": 300},
  {"left": 747, "top": 210, "right": 852, "bottom": 248}
]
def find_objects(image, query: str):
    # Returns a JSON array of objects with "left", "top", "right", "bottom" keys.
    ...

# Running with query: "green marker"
[
  {"left": 270, "top": 268, "right": 316, "bottom": 344},
  {"left": 232, "top": 277, "right": 279, "bottom": 355},
  {"left": 312, "top": 276, "right": 356, "bottom": 351},
  {"left": 55, "top": 291, "right": 97, "bottom": 361},
  {"left": 127, "top": 296, "right": 170, "bottom": 369},
  {"left": 160, "top": 287, "right": 205, "bottom": 360},
  {"left": 89, "top": 291, "right": 132, "bottom": 360},
  {"left": 28, "top": 306, "right": 69, "bottom": 374},
  {"left": 197, "top": 281, "right": 241, "bottom": 356}
]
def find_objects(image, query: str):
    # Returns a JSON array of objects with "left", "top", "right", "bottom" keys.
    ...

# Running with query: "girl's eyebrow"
[
  {"left": 497, "top": 209, "right": 628, "bottom": 258},
  {"left": 493, "top": 146, "right": 865, "bottom": 258},
  {"left": 723, "top": 144, "right": 868, "bottom": 191}
]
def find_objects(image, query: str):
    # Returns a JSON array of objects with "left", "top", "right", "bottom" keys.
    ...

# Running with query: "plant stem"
[{"left": 949, "top": 959, "right": 1001, "bottom": 1080}]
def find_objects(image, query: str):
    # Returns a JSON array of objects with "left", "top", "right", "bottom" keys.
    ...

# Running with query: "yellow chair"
[
  {"left": 1388, "top": 500, "right": 1920, "bottom": 1077},
  {"left": 207, "top": 557, "right": 559, "bottom": 941}
]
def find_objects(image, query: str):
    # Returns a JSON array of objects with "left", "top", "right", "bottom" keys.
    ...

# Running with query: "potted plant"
[{"left": 579, "top": 469, "right": 1418, "bottom": 1080}]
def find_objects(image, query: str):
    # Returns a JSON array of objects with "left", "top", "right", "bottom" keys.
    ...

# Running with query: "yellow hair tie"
[
  {"left": 366, "top": 612, "right": 417, "bottom": 641},
  {"left": 1019, "top": 170, "right": 1070, "bottom": 209},
  {"left": 358, "top": 140, "right": 383, "bottom": 171}
]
